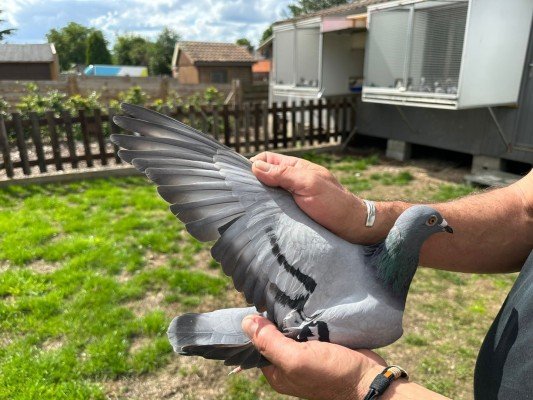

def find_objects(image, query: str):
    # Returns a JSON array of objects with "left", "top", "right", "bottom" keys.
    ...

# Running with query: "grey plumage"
[{"left": 111, "top": 103, "right": 453, "bottom": 369}]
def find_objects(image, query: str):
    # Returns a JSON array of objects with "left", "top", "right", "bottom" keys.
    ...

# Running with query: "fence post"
[
  {"left": 45, "top": 111, "right": 63, "bottom": 171},
  {"left": 212, "top": 105, "right": 219, "bottom": 141},
  {"left": 13, "top": 113, "right": 31, "bottom": 175},
  {"left": 223, "top": 105, "right": 231, "bottom": 147},
  {"left": 325, "top": 98, "right": 332, "bottom": 143},
  {"left": 29, "top": 112, "right": 47, "bottom": 173},
  {"left": 281, "top": 101, "right": 288, "bottom": 148},
  {"left": 317, "top": 99, "right": 324, "bottom": 143},
  {"left": 271, "top": 102, "right": 278, "bottom": 149},
  {"left": 290, "top": 101, "right": 297, "bottom": 148},
  {"left": 78, "top": 109, "right": 94, "bottom": 168},
  {"left": 61, "top": 110, "right": 79, "bottom": 169},
  {"left": 342, "top": 97, "right": 348, "bottom": 140},
  {"left": 254, "top": 103, "right": 261, "bottom": 152},
  {"left": 108, "top": 108, "right": 122, "bottom": 164},
  {"left": 234, "top": 105, "right": 241, "bottom": 153},
  {"left": 93, "top": 108, "right": 108, "bottom": 166},
  {"left": 299, "top": 99, "right": 306, "bottom": 146},
  {"left": 262, "top": 101, "right": 269, "bottom": 151},
  {"left": 0, "top": 115, "right": 14, "bottom": 178},
  {"left": 308, "top": 100, "right": 315, "bottom": 146},
  {"left": 243, "top": 103, "right": 251, "bottom": 153}
]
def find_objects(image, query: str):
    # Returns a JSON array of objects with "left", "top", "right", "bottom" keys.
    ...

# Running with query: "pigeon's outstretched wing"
[{"left": 111, "top": 103, "right": 333, "bottom": 325}]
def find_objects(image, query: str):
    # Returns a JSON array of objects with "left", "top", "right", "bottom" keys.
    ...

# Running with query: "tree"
[
  {"left": 47, "top": 22, "right": 94, "bottom": 70},
  {"left": 260, "top": 25, "right": 273, "bottom": 44},
  {"left": 86, "top": 31, "right": 112, "bottom": 65},
  {"left": 236, "top": 37, "right": 253, "bottom": 53},
  {"left": 288, "top": 0, "right": 350, "bottom": 17},
  {"left": 149, "top": 27, "right": 180, "bottom": 76},
  {"left": 0, "top": 10, "right": 16, "bottom": 41},
  {"left": 113, "top": 34, "right": 152, "bottom": 66}
]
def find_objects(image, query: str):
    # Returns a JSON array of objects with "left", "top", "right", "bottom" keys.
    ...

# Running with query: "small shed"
[
  {"left": 270, "top": 1, "right": 384, "bottom": 104},
  {"left": 0, "top": 44, "right": 60, "bottom": 80},
  {"left": 172, "top": 41, "right": 255, "bottom": 85}
]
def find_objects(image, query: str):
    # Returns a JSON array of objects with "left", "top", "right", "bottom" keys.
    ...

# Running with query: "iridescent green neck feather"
[{"left": 368, "top": 226, "right": 421, "bottom": 296}]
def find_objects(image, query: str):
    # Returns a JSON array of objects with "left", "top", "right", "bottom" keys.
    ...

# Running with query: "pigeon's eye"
[{"left": 426, "top": 216, "right": 438, "bottom": 226}]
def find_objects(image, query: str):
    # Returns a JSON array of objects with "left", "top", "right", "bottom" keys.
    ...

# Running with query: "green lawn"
[{"left": 0, "top": 153, "right": 516, "bottom": 399}]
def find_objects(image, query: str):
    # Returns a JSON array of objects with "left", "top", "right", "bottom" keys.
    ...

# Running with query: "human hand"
[
  {"left": 241, "top": 314, "right": 386, "bottom": 400},
  {"left": 251, "top": 152, "right": 368, "bottom": 244}
]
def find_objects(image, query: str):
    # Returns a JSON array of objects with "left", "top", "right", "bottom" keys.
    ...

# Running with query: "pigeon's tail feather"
[{"left": 167, "top": 307, "right": 269, "bottom": 369}]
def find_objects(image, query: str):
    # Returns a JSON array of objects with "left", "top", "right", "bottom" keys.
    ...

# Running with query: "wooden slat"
[
  {"left": 223, "top": 105, "right": 231, "bottom": 147},
  {"left": 212, "top": 106, "right": 219, "bottom": 140},
  {"left": 254, "top": 103, "right": 261, "bottom": 152},
  {"left": 12, "top": 113, "right": 31, "bottom": 175},
  {"left": 188, "top": 105, "right": 196, "bottom": 129},
  {"left": 262, "top": 101, "right": 269, "bottom": 151},
  {"left": 29, "top": 112, "right": 47, "bottom": 173},
  {"left": 60, "top": 111, "right": 79, "bottom": 169},
  {"left": 243, "top": 103, "right": 251, "bottom": 153},
  {"left": 271, "top": 102, "right": 279, "bottom": 149},
  {"left": 107, "top": 108, "right": 122, "bottom": 164},
  {"left": 308, "top": 100, "right": 315, "bottom": 145},
  {"left": 233, "top": 105, "right": 241, "bottom": 153},
  {"left": 200, "top": 106, "right": 208, "bottom": 133},
  {"left": 0, "top": 116, "right": 14, "bottom": 178},
  {"left": 334, "top": 99, "right": 340, "bottom": 140},
  {"left": 93, "top": 108, "right": 108, "bottom": 165},
  {"left": 45, "top": 111, "right": 63, "bottom": 171},
  {"left": 78, "top": 109, "right": 94, "bottom": 168},
  {"left": 317, "top": 99, "right": 324, "bottom": 143},
  {"left": 299, "top": 100, "right": 306, "bottom": 145},
  {"left": 290, "top": 101, "right": 297, "bottom": 148},
  {"left": 325, "top": 98, "right": 332, "bottom": 143},
  {"left": 342, "top": 97, "right": 348, "bottom": 139},
  {"left": 281, "top": 101, "right": 288, "bottom": 148}
]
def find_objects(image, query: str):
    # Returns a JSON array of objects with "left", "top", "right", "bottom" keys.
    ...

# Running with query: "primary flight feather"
[{"left": 110, "top": 103, "right": 453, "bottom": 369}]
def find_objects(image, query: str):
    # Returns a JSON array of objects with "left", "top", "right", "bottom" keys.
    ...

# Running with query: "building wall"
[
  {"left": 356, "top": 19, "right": 533, "bottom": 166},
  {"left": 0, "top": 63, "right": 53, "bottom": 80},
  {"left": 0, "top": 75, "right": 232, "bottom": 109},
  {"left": 174, "top": 52, "right": 200, "bottom": 84},
  {"left": 198, "top": 66, "right": 252, "bottom": 85},
  {"left": 177, "top": 66, "right": 200, "bottom": 84}
]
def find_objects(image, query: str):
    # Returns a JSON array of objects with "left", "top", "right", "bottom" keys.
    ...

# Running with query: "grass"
[{"left": 0, "top": 152, "right": 515, "bottom": 400}]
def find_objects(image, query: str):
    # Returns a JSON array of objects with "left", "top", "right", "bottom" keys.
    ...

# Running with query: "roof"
[
  {"left": 252, "top": 60, "right": 271, "bottom": 74},
  {"left": 274, "top": 0, "right": 389, "bottom": 25},
  {"left": 0, "top": 43, "right": 57, "bottom": 63},
  {"left": 175, "top": 41, "right": 255, "bottom": 65}
]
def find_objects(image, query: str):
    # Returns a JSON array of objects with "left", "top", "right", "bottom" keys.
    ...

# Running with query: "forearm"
[
  {"left": 344, "top": 171, "right": 533, "bottom": 273},
  {"left": 355, "top": 365, "right": 450, "bottom": 400}
]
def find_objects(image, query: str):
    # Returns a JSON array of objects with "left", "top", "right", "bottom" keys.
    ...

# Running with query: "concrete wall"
[{"left": 0, "top": 75, "right": 232, "bottom": 109}]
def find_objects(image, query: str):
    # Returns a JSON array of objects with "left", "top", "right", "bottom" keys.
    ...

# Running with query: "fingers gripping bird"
[{"left": 110, "top": 103, "right": 453, "bottom": 370}]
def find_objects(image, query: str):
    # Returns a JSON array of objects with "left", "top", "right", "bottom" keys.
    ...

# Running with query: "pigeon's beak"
[{"left": 439, "top": 219, "right": 453, "bottom": 234}]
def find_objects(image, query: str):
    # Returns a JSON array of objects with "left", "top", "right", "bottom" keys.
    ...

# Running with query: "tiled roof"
[
  {"left": 0, "top": 43, "right": 56, "bottom": 63},
  {"left": 274, "top": 0, "right": 390, "bottom": 25},
  {"left": 177, "top": 41, "right": 255, "bottom": 64},
  {"left": 252, "top": 60, "right": 271, "bottom": 73}
]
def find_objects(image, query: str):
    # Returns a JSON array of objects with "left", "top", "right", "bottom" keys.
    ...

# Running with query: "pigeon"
[{"left": 110, "top": 103, "right": 453, "bottom": 370}]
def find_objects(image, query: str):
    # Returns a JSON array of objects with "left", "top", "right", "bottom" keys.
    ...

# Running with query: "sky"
[{"left": 2, "top": 0, "right": 294, "bottom": 46}]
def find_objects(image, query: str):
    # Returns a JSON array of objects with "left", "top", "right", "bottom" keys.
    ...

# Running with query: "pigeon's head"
[{"left": 394, "top": 205, "right": 453, "bottom": 243}]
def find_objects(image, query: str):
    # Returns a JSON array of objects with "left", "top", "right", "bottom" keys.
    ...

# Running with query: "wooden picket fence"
[{"left": 0, "top": 97, "right": 356, "bottom": 179}]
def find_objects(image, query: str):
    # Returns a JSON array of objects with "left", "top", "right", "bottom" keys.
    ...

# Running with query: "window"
[
  {"left": 274, "top": 30, "right": 295, "bottom": 85},
  {"left": 211, "top": 70, "right": 228, "bottom": 83},
  {"left": 296, "top": 28, "right": 320, "bottom": 87},
  {"left": 365, "top": 1, "right": 468, "bottom": 95}
]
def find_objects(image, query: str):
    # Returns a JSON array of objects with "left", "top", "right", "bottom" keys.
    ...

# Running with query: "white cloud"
[{"left": 4, "top": 0, "right": 291, "bottom": 45}]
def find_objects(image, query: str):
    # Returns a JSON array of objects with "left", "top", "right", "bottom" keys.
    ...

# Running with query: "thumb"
[
  {"left": 252, "top": 160, "right": 307, "bottom": 193},
  {"left": 242, "top": 315, "right": 297, "bottom": 366}
]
